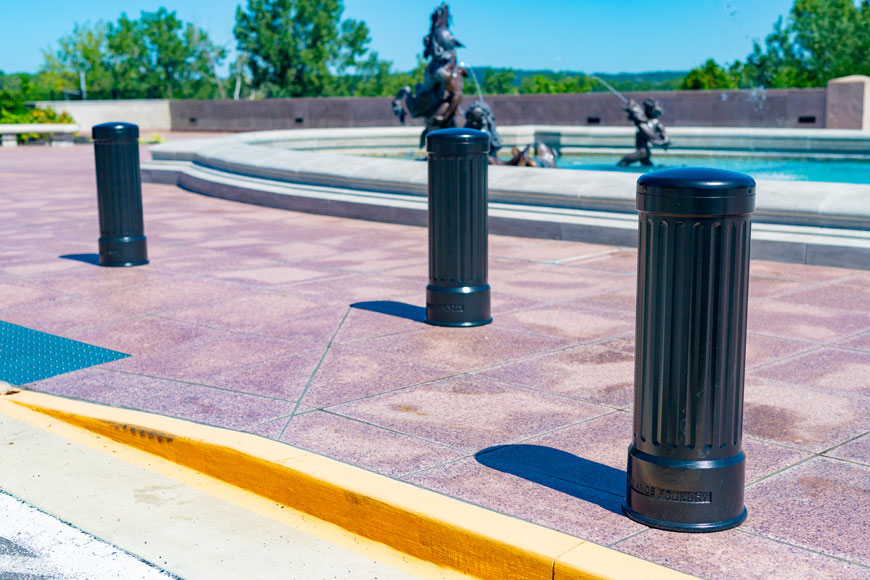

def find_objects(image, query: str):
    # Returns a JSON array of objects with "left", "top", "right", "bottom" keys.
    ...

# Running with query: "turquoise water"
[{"left": 556, "top": 154, "right": 870, "bottom": 185}]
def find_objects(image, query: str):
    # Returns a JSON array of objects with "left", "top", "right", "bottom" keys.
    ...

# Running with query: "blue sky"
[{"left": 1, "top": 0, "right": 796, "bottom": 75}]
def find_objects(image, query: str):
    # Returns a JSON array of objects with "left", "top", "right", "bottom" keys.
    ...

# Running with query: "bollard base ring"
[
  {"left": 99, "top": 235, "right": 149, "bottom": 268},
  {"left": 623, "top": 445, "right": 746, "bottom": 533},
  {"left": 622, "top": 502, "right": 747, "bottom": 533},
  {"left": 425, "top": 284, "right": 491, "bottom": 327},
  {"left": 424, "top": 318, "right": 493, "bottom": 328}
]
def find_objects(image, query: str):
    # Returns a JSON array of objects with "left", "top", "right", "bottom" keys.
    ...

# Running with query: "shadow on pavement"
[
  {"left": 59, "top": 254, "right": 100, "bottom": 265},
  {"left": 351, "top": 300, "right": 426, "bottom": 323},
  {"left": 475, "top": 444, "right": 626, "bottom": 515}
]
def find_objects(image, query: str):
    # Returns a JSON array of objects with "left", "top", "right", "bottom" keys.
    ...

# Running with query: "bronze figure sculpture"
[
  {"left": 617, "top": 98, "right": 671, "bottom": 167},
  {"left": 463, "top": 101, "right": 502, "bottom": 161},
  {"left": 392, "top": 3, "right": 467, "bottom": 147},
  {"left": 464, "top": 100, "right": 559, "bottom": 167},
  {"left": 591, "top": 76, "right": 671, "bottom": 167}
]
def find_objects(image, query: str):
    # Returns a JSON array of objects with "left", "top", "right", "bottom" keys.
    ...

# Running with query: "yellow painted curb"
[{"left": 4, "top": 390, "right": 695, "bottom": 580}]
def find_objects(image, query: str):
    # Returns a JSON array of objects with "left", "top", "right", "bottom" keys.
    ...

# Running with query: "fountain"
[
  {"left": 592, "top": 76, "right": 671, "bottom": 166},
  {"left": 391, "top": 3, "right": 557, "bottom": 168},
  {"left": 142, "top": 8, "right": 870, "bottom": 270}
]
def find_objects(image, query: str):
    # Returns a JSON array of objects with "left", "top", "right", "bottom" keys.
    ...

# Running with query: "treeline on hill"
[{"left": 1, "top": 0, "right": 868, "bottom": 104}]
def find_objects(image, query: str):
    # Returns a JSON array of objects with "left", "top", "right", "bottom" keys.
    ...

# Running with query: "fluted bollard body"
[
  {"left": 425, "top": 128, "right": 491, "bottom": 327},
  {"left": 92, "top": 122, "right": 148, "bottom": 267},
  {"left": 624, "top": 167, "right": 755, "bottom": 532}
]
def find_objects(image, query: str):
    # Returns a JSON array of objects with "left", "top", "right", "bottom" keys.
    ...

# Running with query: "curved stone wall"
[{"left": 144, "top": 126, "right": 870, "bottom": 269}]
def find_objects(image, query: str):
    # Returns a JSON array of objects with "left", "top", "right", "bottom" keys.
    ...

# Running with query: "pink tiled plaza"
[{"left": 2, "top": 143, "right": 868, "bottom": 579}]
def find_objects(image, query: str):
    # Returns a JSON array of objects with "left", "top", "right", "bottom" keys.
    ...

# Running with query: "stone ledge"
[{"left": 143, "top": 159, "right": 870, "bottom": 270}]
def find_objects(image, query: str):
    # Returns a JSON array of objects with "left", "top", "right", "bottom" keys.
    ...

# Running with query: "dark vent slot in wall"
[
  {"left": 587, "top": 117, "right": 601, "bottom": 125},
  {"left": 798, "top": 115, "right": 816, "bottom": 124}
]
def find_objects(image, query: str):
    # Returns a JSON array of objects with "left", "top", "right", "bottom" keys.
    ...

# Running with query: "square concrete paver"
[
  {"left": 348, "top": 324, "right": 570, "bottom": 373},
  {"left": 331, "top": 374, "right": 610, "bottom": 451},
  {"left": 31, "top": 368, "right": 295, "bottom": 431},
  {"left": 0, "top": 295, "right": 136, "bottom": 335},
  {"left": 214, "top": 264, "right": 340, "bottom": 286},
  {"left": 615, "top": 528, "right": 870, "bottom": 580},
  {"left": 826, "top": 433, "right": 870, "bottom": 466},
  {"left": 742, "top": 378, "right": 869, "bottom": 452},
  {"left": 488, "top": 235, "right": 617, "bottom": 262},
  {"left": 279, "top": 411, "right": 464, "bottom": 478},
  {"left": 0, "top": 279, "right": 65, "bottom": 310},
  {"left": 281, "top": 271, "right": 422, "bottom": 304},
  {"left": 752, "top": 347, "right": 870, "bottom": 397},
  {"left": 103, "top": 331, "right": 304, "bottom": 385},
  {"left": 743, "top": 457, "right": 870, "bottom": 566},
  {"left": 493, "top": 263, "right": 636, "bottom": 303},
  {"left": 839, "top": 330, "right": 870, "bottom": 352},
  {"left": 102, "top": 275, "right": 251, "bottom": 314},
  {"left": 205, "top": 349, "right": 324, "bottom": 400},
  {"left": 748, "top": 300, "right": 870, "bottom": 343},
  {"left": 778, "top": 283, "right": 870, "bottom": 313},
  {"left": 496, "top": 304, "right": 634, "bottom": 343},
  {"left": 160, "top": 290, "right": 346, "bottom": 342},
  {"left": 479, "top": 338, "right": 635, "bottom": 408},
  {"left": 567, "top": 250, "right": 639, "bottom": 274},
  {"left": 744, "top": 333, "right": 816, "bottom": 369},
  {"left": 331, "top": 302, "right": 424, "bottom": 345},
  {"left": 67, "top": 316, "right": 212, "bottom": 357},
  {"left": 301, "top": 344, "right": 453, "bottom": 407},
  {"left": 746, "top": 274, "right": 808, "bottom": 299},
  {"left": 748, "top": 260, "right": 857, "bottom": 283}
]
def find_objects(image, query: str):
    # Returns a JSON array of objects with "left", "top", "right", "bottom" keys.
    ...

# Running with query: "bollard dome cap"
[
  {"left": 427, "top": 128, "right": 490, "bottom": 154},
  {"left": 637, "top": 167, "right": 755, "bottom": 217},
  {"left": 92, "top": 122, "right": 139, "bottom": 141}
]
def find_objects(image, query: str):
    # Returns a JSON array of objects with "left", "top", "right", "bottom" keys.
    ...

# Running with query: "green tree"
[
  {"left": 682, "top": 59, "right": 738, "bottom": 90},
  {"left": 42, "top": 9, "right": 225, "bottom": 100},
  {"left": 42, "top": 21, "right": 113, "bottom": 99},
  {"left": 519, "top": 74, "right": 592, "bottom": 94},
  {"left": 107, "top": 9, "right": 226, "bottom": 98},
  {"left": 725, "top": 0, "right": 870, "bottom": 88},
  {"left": 482, "top": 68, "right": 517, "bottom": 94},
  {"left": 234, "top": 0, "right": 386, "bottom": 97}
]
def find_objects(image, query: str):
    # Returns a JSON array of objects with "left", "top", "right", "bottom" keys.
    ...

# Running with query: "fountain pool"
[{"left": 556, "top": 153, "right": 870, "bottom": 185}]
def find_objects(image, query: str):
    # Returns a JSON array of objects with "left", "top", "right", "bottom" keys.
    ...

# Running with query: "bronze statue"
[
  {"left": 591, "top": 76, "right": 671, "bottom": 167},
  {"left": 392, "top": 3, "right": 560, "bottom": 167},
  {"left": 463, "top": 101, "right": 502, "bottom": 161},
  {"left": 392, "top": 3, "right": 467, "bottom": 147},
  {"left": 617, "top": 98, "right": 671, "bottom": 167},
  {"left": 464, "top": 100, "right": 559, "bottom": 167}
]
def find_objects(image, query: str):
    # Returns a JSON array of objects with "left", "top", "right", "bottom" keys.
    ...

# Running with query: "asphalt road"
[{"left": 0, "top": 490, "right": 174, "bottom": 580}]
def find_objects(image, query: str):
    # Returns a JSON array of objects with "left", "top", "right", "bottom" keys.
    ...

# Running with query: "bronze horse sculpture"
[
  {"left": 393, "top": 3, "right": 559, "bottom": 167},
  {"left": 392, "top": 3, "right": 467, "bottom": 147}
]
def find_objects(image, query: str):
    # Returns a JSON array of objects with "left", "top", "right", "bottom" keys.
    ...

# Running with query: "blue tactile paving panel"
[{"left": 0, "top": 321, "right": 129, "bottom": 386}]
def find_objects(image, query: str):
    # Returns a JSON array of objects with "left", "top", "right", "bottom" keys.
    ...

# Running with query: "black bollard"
[
  {"left": 425, "top": 128, "right": 491, "bottom": 327},
  {"left": 624, "top": 167, "right": 755, "bottom": 533},
  {"left": 92, "top": 122, "right": 148, "bottom": 267}
]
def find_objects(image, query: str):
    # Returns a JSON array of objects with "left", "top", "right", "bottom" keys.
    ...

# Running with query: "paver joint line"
[{"left": 280, "top": 306, "right": 352, "bottom": 437}]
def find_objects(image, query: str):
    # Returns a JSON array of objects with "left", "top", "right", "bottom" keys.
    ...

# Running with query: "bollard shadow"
[
  {"left": 475, "top": 444, "right": 626, "bottom": 515},
  {"left": 351, "top": 300, "right": 426, "bottom": 323},
  {"left": 59, "top": 253, "right": 101, "bottom": 266}
]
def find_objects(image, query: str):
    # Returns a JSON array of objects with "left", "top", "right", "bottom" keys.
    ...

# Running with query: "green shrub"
[{"left": 0, "top": 90, "right": 74, "bottom": 142}]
